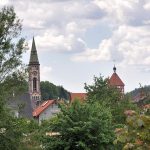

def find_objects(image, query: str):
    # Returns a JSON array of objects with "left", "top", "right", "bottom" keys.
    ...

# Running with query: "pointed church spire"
[
  {"left": 28, "top": 37, "right": 41, "bottom": 109},
  {"left": 29, "top": 37, "right": 39, "bottom": 65}
]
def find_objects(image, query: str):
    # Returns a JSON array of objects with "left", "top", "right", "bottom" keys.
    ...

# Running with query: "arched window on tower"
[{"left": 33, "top": 77, "right": 37, "bottom": 91}]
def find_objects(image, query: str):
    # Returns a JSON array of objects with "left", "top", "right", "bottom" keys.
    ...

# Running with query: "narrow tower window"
[{"left": 33, "top": 77, "right": 37, "bottom": 91}]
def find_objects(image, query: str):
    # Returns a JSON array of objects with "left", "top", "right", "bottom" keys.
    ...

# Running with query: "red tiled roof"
[
  {"left": 32, "top": 100, "right": 55, "bottom": 117},
  {"left": 70, "top": 93, "right": 87, "bottom": 102},
  {"left": 109, "top": 73, "right": 125, "bottom": 86}
]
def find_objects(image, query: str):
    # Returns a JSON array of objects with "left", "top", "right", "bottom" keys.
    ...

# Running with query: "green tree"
[
  {"left": 0, "top": 6, "right": 26, "bottom": 83},
  {"left": 114, "top": 106, "right": 150, "bottom": 150},
  {"left": 112, "top": 96, "right": 138, "bottom": 125},
  {"left": 57, "top": 85, "right": 70, "bottom": 100},
  {"left": 39, "top": 100, "right": 115, "bottom": 150},
  {"left": 0, "top": 114, "right": 40, "bottom": 150},
  {"left": 40, "top": 81, "right": 58, "bottom": 100},
  {"left": 0, "top": 112, "right": 22, "bottom": 150},
  {"left": 40, "top": 81, "right": 70, "bottom": 101},
  {"left": 85, "top": 75, "right": 138, "bottom": 125},
  {"left": 84, "top": 75, "right": 121, "bottom": 104},
  {"left": 0, "top": 6, "right": 27, "bottom": 150}
]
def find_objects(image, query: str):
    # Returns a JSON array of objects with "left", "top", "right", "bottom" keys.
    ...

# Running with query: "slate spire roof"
[
  {"left": 109, "top": 66, "right": 125, "bottom": 86},
  {"left": 29, "top": 37, "right": 39, "bottom": 65}
]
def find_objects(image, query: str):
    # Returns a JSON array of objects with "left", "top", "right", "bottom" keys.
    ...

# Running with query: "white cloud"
[
  {"left": 40, "top": 65, "right": 52, "bottom": 81},
  {"left": 72, "top": 0, "right": 150, "bottom": 71},
  {"left": 29, "top": 32, "right": 86, "bottom": 53},
  {"left": 7, "top": 0, "right": 104, "bottom": 53},
  {"left": 144, "top": 1, "right": 150, "bottom": 10},
  {"left": 0, "top": 0, "right": 9, "bottom": 6},
  {"left": 1, "top": 0, "right": 150, "bottom": 93},
  {"left": 64, "top": 1, "right": 104, "bottom": 20},
  {"left": 9, "top": 0, "right": 104, "bottom": 31},
  {"left": 72, "top": 39, "right": 111, "bottom": 62},
  {"left": 66, "top": 22, "right": 86, "bottom": 35},
  {"left": 94, "top": 0, "right": 150, "bottom": 26},
  {"left": 2, "top": 0, "right": 150, "bottom": 72},
  {"left": 73, "top": 25, "right": 150, "bottom": 67}
]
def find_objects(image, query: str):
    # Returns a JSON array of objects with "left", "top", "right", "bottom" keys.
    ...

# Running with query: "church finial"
[
  {"left": 112, "top": 59, "right": 116, "bottom": 73},
  {"left": 113, "top": 65, "right": 116, "bottom": 73}
]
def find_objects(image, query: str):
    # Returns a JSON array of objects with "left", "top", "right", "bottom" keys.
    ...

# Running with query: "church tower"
[
  {"left": 109, "top": 66, "right": 125, "bottom": 94},
  {"left": 29, "top": 37, "right": 41, "bottom": 109}
]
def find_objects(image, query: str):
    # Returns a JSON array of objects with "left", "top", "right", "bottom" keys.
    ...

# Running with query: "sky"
[{"left": 1, "top": 0, "right": 150, "bottom": 93}]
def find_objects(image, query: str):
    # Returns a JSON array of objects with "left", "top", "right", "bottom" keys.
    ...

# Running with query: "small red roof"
[
  {"left": 109, "top": 73, "right": 125, "bottom": 86},
  {"left": 33, "top": 100, "right": 55, "bottom": 117},
  {"left": 70, "top": 93, "right": 87, "bottom": 102}
]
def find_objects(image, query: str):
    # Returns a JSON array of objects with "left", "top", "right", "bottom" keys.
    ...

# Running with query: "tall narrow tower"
[{"left": 29, "top": 37, "right": 41, "bottom": 109}]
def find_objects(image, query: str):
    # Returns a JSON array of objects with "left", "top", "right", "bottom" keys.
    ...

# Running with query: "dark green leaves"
[
  {"left": 40, "top": 101, "right": 115, "bottom": 150},
  {"left": 0, "top": 6, "right": 26, "bottom": 83},
  {"left": 40, "top": 81, "right": 70, "bottom": 101}
]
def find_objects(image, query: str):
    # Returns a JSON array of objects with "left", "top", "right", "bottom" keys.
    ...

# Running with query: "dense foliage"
[
  {"left": 39, "top": 100, "right": 115, "bottom": 150},
  {"left": 84, "top": 75, "right": 121, "bottom": 104},
  {"left": 85, "top": 75, "right": 138, "bottom": 125},
  {"left": 40, "top": 81, "right": 70, "bottom": 101},
  {"left": 0, "top": 5, "right": 27, "bottom": 105},
  {"left": 114, "top": 106, "right": 150, "bottom": 150},
  {"left": 35, "top": 75, "right": 141, "bottom": 150},
  {"left": 0, "top": 6, "right": 28, "bottom": 150},
  {"left": 0, "top": 7, "right": 26, "bottom": 83}
]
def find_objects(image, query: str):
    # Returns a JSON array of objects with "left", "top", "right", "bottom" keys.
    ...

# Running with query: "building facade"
[{"left": 33, "top": 100, "right": 60, "bottom": 124}]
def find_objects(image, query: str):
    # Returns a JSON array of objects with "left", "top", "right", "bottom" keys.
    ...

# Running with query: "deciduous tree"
[
  {"left": 39, "top": 100, "right": 115, "bottom": 150},
  {"left": 114, "top": 106, "right": 150, "bottom": 150},
  {"left": 0, "top": 6, "right": 27, "bottom": 150},
  {"left": 85, "top": 75, "right": 138, "bottom": 125}
]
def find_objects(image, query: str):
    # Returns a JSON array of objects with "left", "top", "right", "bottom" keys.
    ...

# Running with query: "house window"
[{"left": 33, "top": 78, "right": 37, "bottom": 91}]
